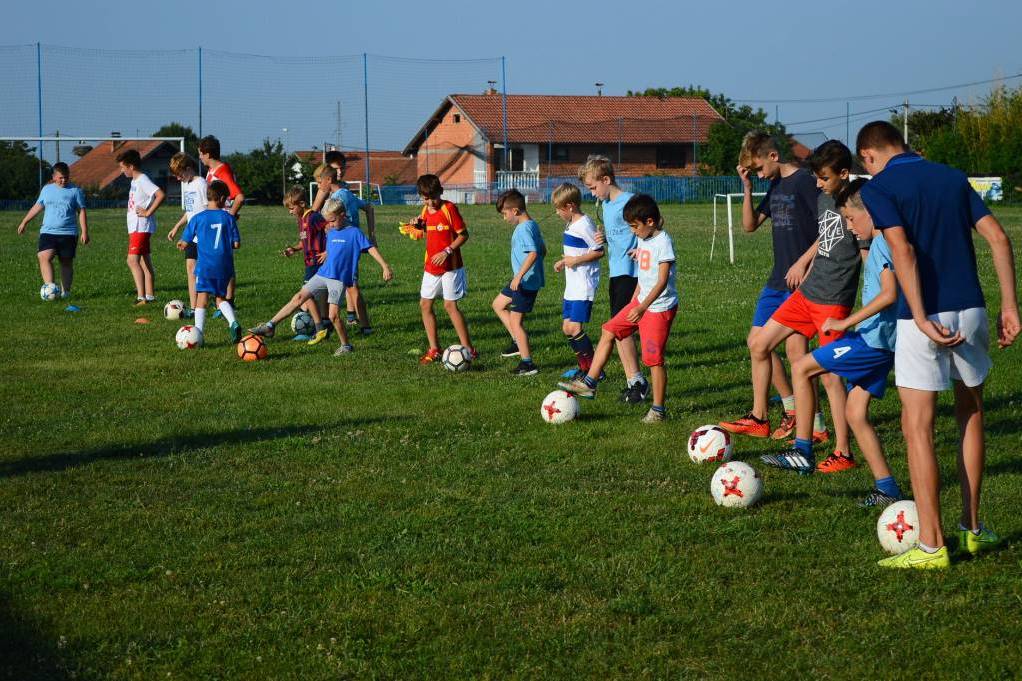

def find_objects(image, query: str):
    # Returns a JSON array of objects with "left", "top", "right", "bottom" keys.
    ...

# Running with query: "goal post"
[{"left": 711, "top": 192, "right": 766, "bottom": 265}]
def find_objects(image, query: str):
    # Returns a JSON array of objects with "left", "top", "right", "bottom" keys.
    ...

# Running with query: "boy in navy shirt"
[
  {"left": 857, "top": 121, "right": 1020, "bottom": 569},
  {"left": 176, "top": 180, "right": 242, "bottom": 342}
]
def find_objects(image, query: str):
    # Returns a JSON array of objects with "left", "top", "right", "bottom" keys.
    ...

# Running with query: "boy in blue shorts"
[
  {"left": 552, "top": 182, "right": 604, "bottom": 375},
  {"left": 764, "top": 179, "right": 903, "bottom": 507},
  {"left": 249, "top": 199, "right": 392, "bottom": 356},
  {"left": 176, "top": 180, "right": 242, "bottom": 342},
  {"left": 492, "top": 189, "right": 546, "bottom": 376},
  {"left": 281, "top": 185, "right": 327, "bottom": 337},
  {"left": 856, "top": 121, "right": 1019, "bottom": 569},
  {"left": 17, "top": 162, "right": 88, "bottom": 298}
]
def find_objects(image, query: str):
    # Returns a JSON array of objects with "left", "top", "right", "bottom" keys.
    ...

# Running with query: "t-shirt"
[
  {"left": 181, "top": 176, "right": 208, "bottom": 220},
  {"left": 317, "top": 225, "right": 373, "bottom": 285},
  {"left": 798, "top": 191, "right": 868, "bottom": 307},
  {"left": 860, "top": 152, "right": 990, "bottom": 318},
  {"left": 602, "top": 190, "right": 637, "bottom": 278},
  {"left": 757, "top": 168, "right": 819, "bottom": 291},
  {"left": 330, "top": 185, "right": 366, "bottom": 229},
  {"left": 126, "top": 173, "right": 160, "bottom": 234},
  {"left": 422, "top": 200, "right": 466, "bottom": 275},
  {"left": 180, "top": 209, "right": 240, "bottom": 279},
  {"left": 856, "top": 232, "right": 897, "bottom": 352},
  {"left": 37, "top": 183, "right": 86, "bottom": 236},
  {"left": 510, "top": 219, "right": 546, "bottom": 291},
  {"left": 562, "top": 214, "right": 603, "bottom": 301},
  {"left": 205, "top": 163, "right": 242, "bottom": 210},
  {"left": 298, "top": 209, "right": 327, "bottom": 267},
  {"left": 634, "top": 229, "right": 677, "bottom": 313}
]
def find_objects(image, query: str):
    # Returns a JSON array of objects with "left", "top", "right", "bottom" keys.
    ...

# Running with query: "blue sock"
[
  {"left": 875, "top": 476, "right": 901, "bottom": 498},
  {"left": 582, "top": 374, "right": 598, "bottom": 388},
  {"left": 521, "top": 356, "right": 532, "bottom": 364},
  {"left": 794, "top": 438, "right": 813, "bottom": 457},
  {"left": 652, "top": 404, "right": 666, "bottom": 414}
]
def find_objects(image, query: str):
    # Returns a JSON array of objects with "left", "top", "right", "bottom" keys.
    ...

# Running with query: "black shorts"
[
  {"left": 183, "top": 242, "right": 198, "bottom": 259},
  {"left": 38, "top": 233, "right": 77, "bottom": 259},
  {"left": 609, "top": 276, "right": 638, "bottom": 316}
]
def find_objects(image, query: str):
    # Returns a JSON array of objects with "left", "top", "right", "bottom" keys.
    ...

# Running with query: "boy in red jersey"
[
  {"left": 402, "top": 174, "right": 476, "bottom": 364},
  {"left": 198, "top": 135, "right": 245, "bottom": 308}
]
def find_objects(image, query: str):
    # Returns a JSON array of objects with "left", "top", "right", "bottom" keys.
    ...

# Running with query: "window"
[
  {"left": 495, "top": 146, "right": 524, "bottom": 172},
  {"left": 656, "top": 144, "right": 689, "bottom": 169},
  {"left": 552, "top": 144, "right": 569, "bottom": 162},
  {"left": 453, "top": 114, "right": 461, "bottom": 123}
]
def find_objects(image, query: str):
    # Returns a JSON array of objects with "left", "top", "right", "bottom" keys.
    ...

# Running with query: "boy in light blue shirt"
[{"left": 492, "top": 189, "right": 546, "bottom": 376}]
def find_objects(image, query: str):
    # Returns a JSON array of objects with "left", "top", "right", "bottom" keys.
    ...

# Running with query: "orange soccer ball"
[{"left": 237, "top": 333, "right": 268, "bottom": 362}]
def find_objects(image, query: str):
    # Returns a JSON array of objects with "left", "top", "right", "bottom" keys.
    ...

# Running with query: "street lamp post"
[{"left": 282, "top": 127, "right": 288, "bottom": 199}]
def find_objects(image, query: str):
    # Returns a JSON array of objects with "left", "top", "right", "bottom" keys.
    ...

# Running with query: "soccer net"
[{"left": 711, "top": 192, "right": 767, "bottom": 264}]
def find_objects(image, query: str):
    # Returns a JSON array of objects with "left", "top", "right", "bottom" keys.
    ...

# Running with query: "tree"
[
  {"left": 888, "top": 107, "right": 956, "bottom": 151},
  {"left": 224, "top": 138, "right": 287, "bottom": 204},
  {"left": 152, "top": 123, "right": 199, "bottom": 158},
  {"left": 0, "top": 141, "right": 48, "bottom": 201}
]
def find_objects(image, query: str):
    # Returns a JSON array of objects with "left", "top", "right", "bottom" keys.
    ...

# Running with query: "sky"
[{"left": 3, "top": 0, "right": 1021, "bottom": 156}]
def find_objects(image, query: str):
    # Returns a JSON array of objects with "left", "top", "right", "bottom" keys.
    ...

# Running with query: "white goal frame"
[{"left": 711, "top": 192, "right": 766, "bottom": 265}]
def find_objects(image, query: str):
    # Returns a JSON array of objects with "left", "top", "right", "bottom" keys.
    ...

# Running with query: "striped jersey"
[{"left": 562, "top": 214, "right": 603, "bottom": 301}]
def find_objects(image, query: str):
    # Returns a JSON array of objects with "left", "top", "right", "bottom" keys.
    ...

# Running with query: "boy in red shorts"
[{"left": 116, "top": 148, "right": 165, "bottom": 306}]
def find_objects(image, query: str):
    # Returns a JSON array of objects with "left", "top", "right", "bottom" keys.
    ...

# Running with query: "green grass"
[{"left": 2, "top": 202, "right": 1022, "bottom": 680}]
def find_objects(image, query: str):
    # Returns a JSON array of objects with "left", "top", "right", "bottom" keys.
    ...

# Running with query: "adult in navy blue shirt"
[{"left": 857, "top": 120, "right": 1019, "bottom": 569}]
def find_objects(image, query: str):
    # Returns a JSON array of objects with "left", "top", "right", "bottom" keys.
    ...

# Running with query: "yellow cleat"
[
  {"left": 878, "top": 546, "right": 950, "bottom": 570},
  {"left": 959, "top": 524, "right": 1001, "bottom": 556},
  {"left": 307, "top": 328, "right": 328, "bottom": 346}
]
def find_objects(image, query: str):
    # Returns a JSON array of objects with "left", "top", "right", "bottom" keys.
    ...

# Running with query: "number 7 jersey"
[{"left": 181, "top": 208, "right": 241, "bottom": 279}]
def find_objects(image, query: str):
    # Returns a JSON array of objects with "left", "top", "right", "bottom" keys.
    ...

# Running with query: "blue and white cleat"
[{"left": 761, "top": 448, "right": 815, "bottom": 475}]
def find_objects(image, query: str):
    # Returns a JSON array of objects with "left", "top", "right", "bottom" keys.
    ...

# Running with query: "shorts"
[
  {"left": 420, "top": 268, "right": 467, "bottom": 301},
  {"left": 183, "top": 242, "right": 198, "bottom": 260},
  {"left": 38, "top": 233, "right": 77, "bottom": 259},
  {"left": 602, "top": 298, "right": 678, "bottom": 367},
  {"left": 195, "top": 275, "right": 231, "bottom": 298},
  {"left": 812, "top": 331, "right": 894, "bottom": 398},
  {"left": 304, "top": 263, "right": 320, "bottom": 282},
  {"left": 771, "top": 289, "right": 851, "bottom": 346},
  {"left": 127, "top": 232, "right": 152, "bottom": 256},
  {"left": 499, "top": 284, "right": 539, "bottom": 314},
  {"left": 752, "top": 286, "right": 792, "bottom": 328},
  {"left": 562, "top": 299, "right": 594, "bottom": 323},
  {"left": 609, "top": 276, "right": 638, "bottom": 316},
  {"left": 895, "top": 308, "right": 991, "bottom": 391},
  {"left": 303, "top": 273, "right": 347, "bottom": 306}
]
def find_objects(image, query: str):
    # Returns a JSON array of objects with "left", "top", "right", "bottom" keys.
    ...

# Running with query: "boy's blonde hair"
[
  {"left": 314, "top": 164, "right": 338, "bottom": 183},
  {"left": 739, "top": 131, "right": 781, "bottom": 169},
  {"left": 577, "top": 155, "right": 615, "bottom": 183},
  {"left": 551, "top": 182, "right": 582, "bottom": 209},
  {"left": 322, "top": 198, "right": 347, "bottom": 221},
  {"left": 283, "top": 185, "right": 307, "bottom": 208},
  {"left": 168, "top": 152, "right": 198, "bottom": 176}
]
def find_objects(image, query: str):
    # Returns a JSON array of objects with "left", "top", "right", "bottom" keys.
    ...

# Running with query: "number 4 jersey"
[{"left": 181, "top": 208, "right": 240, "bottom": 279}]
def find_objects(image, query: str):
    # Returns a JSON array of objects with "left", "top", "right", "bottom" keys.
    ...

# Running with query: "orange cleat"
[
  {"left": 816, "top": 451, "right": 857, "bottom": 473},
  {"left": 419, "top": 347, "right": 441, "bottom": 365},
  {"left": 770, "top": 411, "right": 797, "bottom": 440},
  {"left": 719, "top": 413, "right": 770, "bottom": 438}
]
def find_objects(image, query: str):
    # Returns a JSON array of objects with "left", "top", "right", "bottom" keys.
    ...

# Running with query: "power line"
[
  {"left": 733, "top": 72, "right": 1022, "bottom": 104},
  {"left": 779, "top": 104, "right": 899, "bottom": 128}
]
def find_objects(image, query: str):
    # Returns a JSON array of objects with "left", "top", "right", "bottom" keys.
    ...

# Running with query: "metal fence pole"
[
  {"left": 362, "top": 53, "right": 370, "bottom": 186},
  {"left": 500, "top": 56, "right": 509, "bottom": 170},
  {"left": 617, "top": 117, "right": 622, "bottom": 165},
  {"left": 547, "top": 121, "right": 553, "bottom": 199},
  {"left": 198, "top": 47, "right": 203, "bottom": 140},
  {"left": 36, "top": 42, "right": 43, "bottom": 188}
]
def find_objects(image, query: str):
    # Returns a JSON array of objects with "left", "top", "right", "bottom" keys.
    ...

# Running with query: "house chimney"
[{"left": 110, "top": 131, "right": 123, "bottom": 152}]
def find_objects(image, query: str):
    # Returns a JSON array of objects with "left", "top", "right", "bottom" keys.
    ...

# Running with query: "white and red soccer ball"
[
  {"left": 876, "top": 500, "right": 919, "bottom": 555},
  {"left": 164, "top": 299, "right": 186, "bottom": 320},
  {"left": 710, "top": 461, "right": 762, "bottom": 508},
  {"left": 688, "top": 425, "right": 733, "bottom": 463},
  {"left": 175, "top": 325, "right": 203, "bottom": 350},
  {"left": 540, "top": 390, "right": 578, "bottom": 424}
]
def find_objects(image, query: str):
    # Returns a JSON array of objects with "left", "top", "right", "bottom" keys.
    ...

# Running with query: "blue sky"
[{"left": 3, "top": 0, "right": 1020, "bottom": 155}]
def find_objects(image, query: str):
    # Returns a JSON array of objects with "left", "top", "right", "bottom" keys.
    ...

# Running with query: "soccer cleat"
[
  {"left": 419, "top": 348, "right": 441, "bottom": 365},
  {"left": 182, "top": 308, "right": 195, "bottom": 319},
  {"left": 307, "top": 328, "right": 328, "bottom": 346},
  {"left": 133, "top": 298, "right": 148, "bottom": 307},
  {"left": 760, "top": 448, "right": 815, "bottom": 475},
  {"left": 557, "top": 377, "right": 595, "bottom": 399},
  {"left": 719, "top": 413, "right": 770, "bottom": 438},
  {"left": 346, "top": 314, "right": 358, "bottom": 327},
  {"left": 619, "top": 381, "right": 650, "bottom": 404},
  {"left": 641, "top": 408, "right": 667, "bottom": 424},
  {"left": 249, "top": 323, "right": 275, "bottom": 338},
  {"left": 60, "top": 290, "right": 71, "bottom": 299},
  {"left": 511, "top": 361, "right": 538, "bottom": 376},
  {"left": 770, "top": 411, "right": 797, "bottom": 440},
  {"left": 816, "top": 451, "right": 857, "bottom": 473},
  {"left": 292, "top": 334, "right": 311, "bottom": 342},
  {"left": 877, "top": 546, "right": 950, "bottom": 570},
  {"left": 212, "top": 309, "right": 223, "bottom": 319},
  {"left": 858, "top": 488, "right": 901, "bottom": 509},
  {"left": 333, "top": 344, "right": 354, "bottom": 356},
  {"left": 229, "top": 321, "right": 243, "bottom": 344},
  {"left": 468, "top": 347, "right": 480, "bottom": 360},
  {"left": 501, "top": 342, "right": 520, "bottom": 358},
  {"left": 787, "top": 430, "right": 831, "bottom": 445},
  {"left": 958, "top": 524, "right": 1001, "bottom": 556}
]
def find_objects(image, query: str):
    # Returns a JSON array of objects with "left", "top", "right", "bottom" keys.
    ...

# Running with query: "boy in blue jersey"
[
  {"left": 17, "top": 162, "right": 89, "bottom": 298},
  {"left": 249, "top": 199, "right": 392, "bottom": 356},
  {"left": 578, "top": 156, "right": 648, "bottom": 402},
  {"left": 176, "top": 180, "right": 242, "bottom": 343},
  {"left": 764, "top": 179, "right": 903, "bottom": 507},
  {"left": 856, "top": 121, "right": 1020, "bottom": 569},
  {"left": 492, "top": 189, "right": 546, "bottom": 376}
]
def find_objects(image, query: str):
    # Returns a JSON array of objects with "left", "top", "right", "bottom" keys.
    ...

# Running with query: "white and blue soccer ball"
[
  {"left": 175, "top": 325, "right": 204, "bottom": 350},
  {"left": 39, "top": 283, "right": 60, "bottom": 301},
  {"left": 442, "top": 344, "right": 472, "bottom": 372},
  {"left": 877, "top": 500, "right": 919, "bottom": 555},
  {"left": 688, "top": 425, "right": 733, "bottom": 464},
  {"left": 710, "top": 461, "right": 763, "bottom": 508},
  {"left": 541, "top": 390, "right": 578, "bottom": 424},
  {"left": 164, "top": 299, "right": 186, "bottom": 320},
  {"left": 291, "top": 311, "right": 315, "bottom": 337}
]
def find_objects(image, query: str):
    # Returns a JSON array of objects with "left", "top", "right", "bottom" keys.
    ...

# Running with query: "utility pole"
[
  {"left": 55, "top": 130, "right": 60, "bottom": 163},
  {"left": 335, "top": 100, "right": 342, "bottom": 150},
  {"left": 845, "top": 102, "right": 850, "bottom": 146},
  {"left": 903, "top": 99, "right": 909, "bottom": 144}
]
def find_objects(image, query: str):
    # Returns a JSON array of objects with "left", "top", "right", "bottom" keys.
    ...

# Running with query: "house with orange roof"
[{"left": 70, "top": 139, "right": 181, "bottom": 198}]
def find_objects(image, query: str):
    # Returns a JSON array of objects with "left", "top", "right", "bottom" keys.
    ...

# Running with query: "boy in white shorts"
[{"left": 857, "top": 121, "right": 1020, "bottom": 569}]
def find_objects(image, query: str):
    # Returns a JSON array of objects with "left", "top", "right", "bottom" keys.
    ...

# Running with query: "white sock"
[
  {"left": 917, "top": 541, "right": 940, "bottom": 554},
  {"left": 814, "top": 411, "right": 826, "bottom": 432},
  {"left": 781, "top": 395, "right": 795, "bottom": 412},
  {"left": 194, "top": 307, "right": 207, "bottom": 332},
  {"left": 627, "top": 373, "right": 646, "bottom": 387},
  {"left": 218, "top": 301, "right": 237, "bottom": 325}
]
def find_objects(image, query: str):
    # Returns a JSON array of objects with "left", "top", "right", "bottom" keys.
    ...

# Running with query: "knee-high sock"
[
  {"left": 218, "top": 301, "right": 237, "bottom": 325},
  {"left": 568, "top": 331, "right": 594, "bottom": 371}
]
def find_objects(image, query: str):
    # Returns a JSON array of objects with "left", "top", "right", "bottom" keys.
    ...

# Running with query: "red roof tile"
[{"left": 70, "top": 140, "right": 173, "bottom": 189}]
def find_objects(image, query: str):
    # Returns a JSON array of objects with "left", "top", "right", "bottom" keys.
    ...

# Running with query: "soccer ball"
[
  {"left": 710, "top": 461, "right": 763, "bottom": 508},
  {"left": 39, "top": 283, "right": 59, "bottom": 301},
  {"left": 688, "top": 425, "right": 733, "bottom": 464},
  {"left": 877, "top": 500, "right": 919, "bottom": 555},
  {"left": 175, "top": 325, "right": 203, "bottom": 350},
  {"left": 541, "top": 390, "right": 579, "bottom": 424},
  {"left": 237, "top": 333, "right": 268, "bottom": 362},
  {"left": 442, "top": 344, "right": 472, "bottom": 372},
  {"left": 164, "top": 299, "right": 186, "bottom": 320},
  {"left": 291, "top": 311, "right": 315, "bottom": 337}
]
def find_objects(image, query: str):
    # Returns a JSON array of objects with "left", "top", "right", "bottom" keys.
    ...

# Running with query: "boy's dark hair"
[
  {"left": 835, "top": 177, "right": 869, "bottom": 209},
  {"left": 52, "top": 162, "right": 70, "bottom": 177},
  {"left": 856, "top": 121, "right": 907, "bottom": 156},
  {"left": 808, "top": 140, "right": 853, "bottom": 174},
  {"left": 416, "top": 174, "right": 443, "bottom": 198},
  {"left": 198, "top": 135, "right": 221, "bottom": 160},
  {"left": 283, "top": 185, "right": 307, "bottom": 208},
  {"left": 496, "top": 188, "right": 527, "bottom": 213},
  {"left": 116, "top": 149, "right": 142, "bottom": 168},
  {"left": 622, "top": 193, "right": 661, "bottom": 226},
  {"left": 324, "top": 150, "right": 346, "bottom": 168},
  {"left": 207, "top": 180, "right": 230, "bottom": 204}
]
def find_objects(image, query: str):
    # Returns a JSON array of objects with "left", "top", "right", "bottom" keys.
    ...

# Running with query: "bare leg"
[
  {"left": 126, "top": 254, "right": 145, "bottom": 298},
  {"left": 616, "top": 336, "right": 641, "bottom": 379},
  {"left": 749, "top": 321, "right": 795, "bottom": 420},
  {"left": 420, "top": 298, "right": 439, "bottom": 350},
  {"left": 587, "top": 330, "right": 620, "bottom": 381},
  {"left": 37, "top": 250, "right": 56, "bottom": 284},
  {"left": 444, "top": 299, "right": 472, "bottom": 348},
  {"left": 227, "top": 276, "right": 236, "bottom": 301},
  {"left": 898, "top": 387, "right": 943, "bottom": 548},
  {"left": 186, "top": 258, "right": 197, "bottom": 309},
  {"left": 509, "top": 311, "right": 530, "bottom": 359},
  {"left": 140, "top": 253, "right": 156, "bottom": 298},
  {"left": 301, "top": 299, "right": 322, "bottom": 326},
  {"left": 845, "top": 387, "right": 892, "bottom": 480},
  {"left": 270, "top": 289, "right": 314, "bottom": 325},
  {"left": 492, "top": 294, "right": 514, "bottom": 338},
  {"left": 821, "top": 371, "right": 850, "bottom": 452},
  {"left": 649, "top": 364, "right": 667, "bottom": 406},
  {"left": 328, "top": 304, "right": 350, "bottom": 346},
  {"left": 791, "top": 353, "right": 825, "bottom": 442},
  {"left": 953, "top": 381, "right": 985, "bottom": 530},
  {"left": 352, "top": 287, "right": 370, "bottom": 328},
  {"left": 771, "top": 350, "right": 792, "bottom": 399}
]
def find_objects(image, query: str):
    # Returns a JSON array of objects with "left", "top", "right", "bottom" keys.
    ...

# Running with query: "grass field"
[{"left": 2, "top": 201, "right": 1022, "bottom": 680}]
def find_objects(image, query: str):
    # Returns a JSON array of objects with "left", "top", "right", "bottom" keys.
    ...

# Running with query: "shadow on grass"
[
  {"left": 0, "top": 596, "right": 71, "bottom": 680},
  {"left": 1, "top": 418, "right": 393, "bottom": 479}
]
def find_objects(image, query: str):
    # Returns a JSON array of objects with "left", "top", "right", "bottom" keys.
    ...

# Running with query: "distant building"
[
  {"left": 294, "top": 149, "right": 417, "bottom": 187},
  {"left": 70, "top": 140, "right": 180, "bottom": 198},
  {"left": 788, "top": 132, "right": 830, "bottom": 161}
]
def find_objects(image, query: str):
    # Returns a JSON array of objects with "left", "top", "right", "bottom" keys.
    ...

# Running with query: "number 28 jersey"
[
  {"left": 634, "top": 229, "right": 677, "bottom": 312},
  {"left": 181, "top": 208, "right": 240, "bottom": 279}
]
